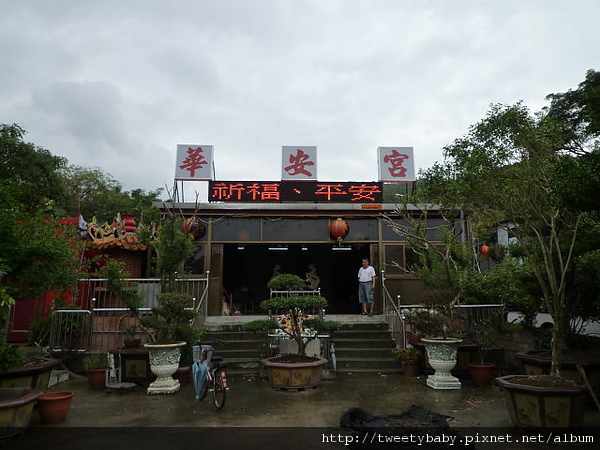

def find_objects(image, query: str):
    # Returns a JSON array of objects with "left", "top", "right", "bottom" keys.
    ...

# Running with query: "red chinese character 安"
[
  {"left": 348, "top": 184, "right": 382, "bottom": 202},
  {"left": 284, "top": 149, "right": 314, "bottom": 177}
]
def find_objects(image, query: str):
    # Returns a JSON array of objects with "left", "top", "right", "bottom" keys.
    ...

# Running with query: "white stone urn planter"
[
  {"left": 144, "top": 342, "right": 186, "bottom": 395},
  {"left": 421, "top": 337, "right": 463, "bottom": 390}
]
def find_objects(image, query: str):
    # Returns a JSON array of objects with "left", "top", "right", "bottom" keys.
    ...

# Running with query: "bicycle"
[{"left": 193, "top": 343, "right": 228, "bottom": 410}]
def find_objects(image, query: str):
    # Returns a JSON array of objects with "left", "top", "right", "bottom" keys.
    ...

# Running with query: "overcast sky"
[{"left": 1, "top": 0, "right": 598, "bottom": 201}]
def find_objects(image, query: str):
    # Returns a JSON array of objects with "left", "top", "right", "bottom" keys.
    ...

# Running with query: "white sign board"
[
  {"left": 281, "top": 146, "right": 317, "bottom": 181},
  {"left": 175, "top": 144, "right": 214, "bottom": 181},
  {"left": 377, "top": 146, "right": 415, "bottom": 182}
]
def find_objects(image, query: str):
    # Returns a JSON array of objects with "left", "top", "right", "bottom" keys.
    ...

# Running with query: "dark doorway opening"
[{"left": 222, "top": 244, "right": 368, "bottom": 314}]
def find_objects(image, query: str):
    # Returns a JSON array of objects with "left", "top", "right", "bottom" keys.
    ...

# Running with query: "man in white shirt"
[{"left": 357, "top": 257, "right": 376, "bottom": 316}]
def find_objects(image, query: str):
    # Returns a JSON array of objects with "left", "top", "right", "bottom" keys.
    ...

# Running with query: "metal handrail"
[
  {"left": 192, "top": 271, "right": 210, "bottom": 326},
  {"left": 381, "top": 270, "right": 408, "bottom": 349}
]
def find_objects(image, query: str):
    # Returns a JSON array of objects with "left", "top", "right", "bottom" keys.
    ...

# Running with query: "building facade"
[{"left": 170, "top": 201, "right": 450, "bottom": 316}]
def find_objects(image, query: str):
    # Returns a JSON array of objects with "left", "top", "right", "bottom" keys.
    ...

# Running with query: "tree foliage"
[
  {"left": 0, "top": 124, "right": 67, "bottom": 214},
  {"left": 419, "top": 88, "right": 600, "bottom": 377}
]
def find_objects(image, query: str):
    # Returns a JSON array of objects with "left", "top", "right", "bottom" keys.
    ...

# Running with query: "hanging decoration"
[
  {"left": 329, "top": 218, "right": 350, "bottom": 245},
  {"left": 479, "top": 244, "right": 490, "bottom": 255},
  {"left": 181, "top": 217, "right": 206, "bottom": 239}
]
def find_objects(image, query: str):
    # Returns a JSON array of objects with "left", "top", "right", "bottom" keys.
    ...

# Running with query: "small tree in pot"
[{"left": 245, "top": 274, "right": 340, "bottom": 390}]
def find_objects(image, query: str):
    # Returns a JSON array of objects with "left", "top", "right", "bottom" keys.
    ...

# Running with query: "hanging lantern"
[
  {"left": 330, "top": 218, "right": 350, "bottom": 245},
  {"left": 182, "top": 217, "right": 206, "bottom": 239},
  {"left": 479, "top": 244, "right": 490, "bottom": 255}
]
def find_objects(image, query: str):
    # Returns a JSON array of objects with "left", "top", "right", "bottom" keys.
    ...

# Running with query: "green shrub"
[{"left": 266, "top": 274, "right": 305, "bottom": 291}]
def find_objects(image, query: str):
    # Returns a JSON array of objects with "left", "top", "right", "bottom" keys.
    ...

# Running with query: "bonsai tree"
[
  {"left": 140, "top": 292, "right": 196, "bottom": 344},
  {"left": 245, "top": 274, "right": 339, "bottom": 358},
  {"left": 382, "top": 198, "right": 473, "bottom": 339}
]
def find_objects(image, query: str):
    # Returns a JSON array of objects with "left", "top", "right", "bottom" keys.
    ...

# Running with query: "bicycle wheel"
[
  {"left": 212, "top": 369, "right": 227, "bottom": 410},
  {"left": 198, "top": 373, "right": 210, "bottom": 401}
]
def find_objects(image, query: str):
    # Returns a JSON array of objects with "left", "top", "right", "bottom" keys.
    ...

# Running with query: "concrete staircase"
[
  {"left": 202, "top": 315, "right": 400, "bottom": 376},
  {"left": 332, "top": 319, "right": 400, "bottom": 375}
]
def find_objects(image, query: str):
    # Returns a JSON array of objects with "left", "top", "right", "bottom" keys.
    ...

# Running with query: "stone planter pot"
[
  {"left": 0, "top": 358, "right": 60, "bottom": 391},
  {"left": 468, "top": 362, "right": 496, "bottom": 385},
  {"left": 515, "top": 350, "right": 600, "bottom": 401},
  {"left": 421, "top": 338, "right": 462, "bottom": 390},
  {"left": 37, "top": 391, "right": 75, "bottom": 424},
  {"left": 261, "top": 356, "right": 328, "bottom": 391},
  {"left": 144, "top": 342, "right": 186, "bottom": 395},
  {"left": 0, "top": 387, "right": 43, "bottom": 439},
  {"left": 494, "top": 374, "right": 587, "bottom": 428}
]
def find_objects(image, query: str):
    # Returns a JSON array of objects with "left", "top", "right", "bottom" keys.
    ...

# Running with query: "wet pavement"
[
  {"left": 8, "top": 372, "right": 600, "bottom": 450},
  {"left": 27, "top": 371, "right": 600, "bottom": 428},
  {"left": 33, "top": 373, "right": 502, "bottom": 427}
]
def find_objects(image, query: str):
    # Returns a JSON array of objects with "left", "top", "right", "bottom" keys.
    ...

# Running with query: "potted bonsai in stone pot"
[
  {"left": 140, "top": 292, "right": 196, "bottom": 395},
  {"left": 245, "top": 274, "right": 340, "bottom": 391},
  {"left": 404, "top": 289, "right": 468, "bottom": 390},
  {"left": 136, "top": 210, "right": 200, "bottom": 395}
]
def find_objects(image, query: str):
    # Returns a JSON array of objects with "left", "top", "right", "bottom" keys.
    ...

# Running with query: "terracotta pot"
[
  {"left": 468, "top": 362, "right": 496, "bottom": 385},
  {"left": 37, "top": 391, "right": 75, "bottom": 424},
  {"left": 174, "top": 366, "right": 192, "bottom": 385},
  {"left": 87, "top": 369, "right": 106, "bottom": 389},
  {"left": 401, "top": 359, "right": 420, "bottom": 377}
]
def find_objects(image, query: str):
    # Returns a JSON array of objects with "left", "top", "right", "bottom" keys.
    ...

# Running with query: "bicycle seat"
[
  {"left": 212, "top": 356, "right": 223, "bottom": 363},
  {"left": 214, "top": 361, "right": 228, "bottom": 369}
]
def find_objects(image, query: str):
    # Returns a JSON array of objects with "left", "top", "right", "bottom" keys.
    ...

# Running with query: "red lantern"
[
  {"left": 479, "top": 244, "right": 490, "bottom": 255},
  {"left": 182, "top": 217, "right": 206, "bottom": 239},
  {"left": 329, "top": 218, "right": 349, "bottom": 245},
  {"left": 122, "top": 214, "right": 137, "bottom": 233}
]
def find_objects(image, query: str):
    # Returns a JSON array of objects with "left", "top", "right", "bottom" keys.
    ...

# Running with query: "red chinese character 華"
[
  {"left": 315, "top": 184, "right": 347, "bottom": 201},
  {"left": 348, "top": 184, "right": 382, "bottom": 202},
  {"left": 383, "top": 150, "right": 409, "bottom": 178},
  {"left": 284, "top": 149, "right": 314, "bottom": 177},
  {"left": 179, "top": 146, "right": 208, "bottom": 177}
]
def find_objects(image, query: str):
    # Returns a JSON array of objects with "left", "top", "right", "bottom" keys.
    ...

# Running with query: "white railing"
[{"left": 50, "top": 274, "right": 210, "bottom": 353}]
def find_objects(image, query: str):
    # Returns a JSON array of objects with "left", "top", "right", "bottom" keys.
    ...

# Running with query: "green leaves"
[{"left": 259, "top": 295, "right": 328, "bottom": 312}]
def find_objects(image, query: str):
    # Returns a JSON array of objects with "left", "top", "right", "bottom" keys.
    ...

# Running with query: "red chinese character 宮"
[
  {"left": 284, "top": 149, "right": 314, "bottom": 177},
  {"left": 179, "top": 147, "right": 208, "bottom": 177},
  {"left": 383, "top": 150, "right": 409, "bottom": 178}
]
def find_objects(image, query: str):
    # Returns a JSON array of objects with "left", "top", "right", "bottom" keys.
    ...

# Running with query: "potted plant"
[
  {"left": 140, "top": 292, "right": 197, "bottom": 395},
  {"left": 245, "top": 274, "right": 340, "bottom": 391},
  {"left": 135, "top": 212, "right": 199, "bottom": 394},
  {"left": 403, "top": 290, "right": 468, "bottom": 390},
  {"left": 467, "top": 317, "right": 498, "bottom": 386},
  {"left": 85, "top": 352, "right": 107, "bottom": 389},
  {"left": 391, "top": 347, "right": 420, "bottom": 377}
]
